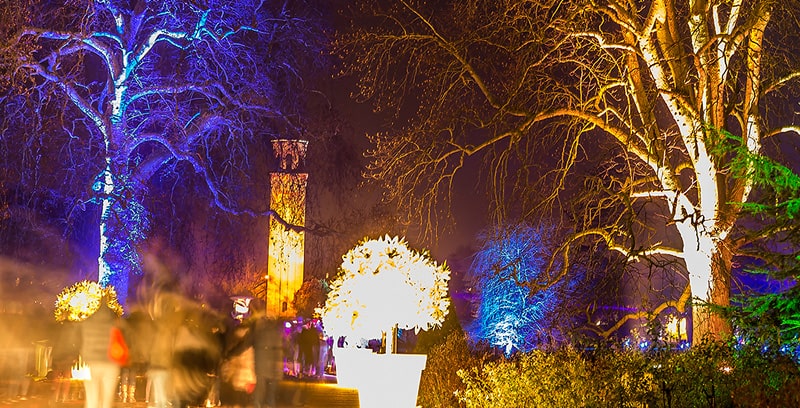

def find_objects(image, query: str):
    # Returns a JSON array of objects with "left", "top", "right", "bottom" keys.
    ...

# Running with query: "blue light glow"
[
  {"left": 467, "top": 223, "right": 571, "bottom": 355},
  {"left": 3, "top": 0, "right": 323, "bottom": 307}
]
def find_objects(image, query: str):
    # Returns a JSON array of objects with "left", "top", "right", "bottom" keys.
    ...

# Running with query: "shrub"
[
  {"left": 418, "top": 331, "right": 483, "bottom": 408},
  {"left": 454, "top": 341, "right": 800, "bottom": 407},
  {"left": 457, "top": 347, "right": 599, "bottom": 407}
]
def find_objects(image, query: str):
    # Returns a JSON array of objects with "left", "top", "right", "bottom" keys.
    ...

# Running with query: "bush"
[
  {"left": 454, "top": 341, "right": 800, "bottom": 408},
  {"left": 458, "top": 347, "right": 600, "bottom": 407},
  {"left": 418, "top": 331, "right": 483, "bottom": 408}
]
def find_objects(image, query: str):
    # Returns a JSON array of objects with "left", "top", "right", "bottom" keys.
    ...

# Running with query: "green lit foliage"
[
  {"left": 455, "top": 341, "right": 800, "bottom": 408},
  {"left": 416, "top": 331, "right": 483, "bottom": 408},
  {"left": 729, "top": 289, "right": 800, "bottom": 345},
  {"left": 709, "top": 127, "right": 800, "bottom": 342},
  {"left": 458, "top": 348, "right": 600, "bottom": 407},
  {"left": 710, "top": 128, "right": 800, "bottom": 221}
]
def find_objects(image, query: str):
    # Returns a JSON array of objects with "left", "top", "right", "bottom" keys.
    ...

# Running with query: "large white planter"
[{"left": 334, "top": 348, "right": 427, "bottom": 408}]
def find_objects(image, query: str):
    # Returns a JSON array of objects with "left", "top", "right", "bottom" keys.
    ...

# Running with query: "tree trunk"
[{"left": 691, "top": 242, "right": 732, "bottom": 345}]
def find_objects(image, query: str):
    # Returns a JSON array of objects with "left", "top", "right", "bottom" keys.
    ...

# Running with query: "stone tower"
[{"left": 266, "top": 139, "right": 308, "bottom": 318}]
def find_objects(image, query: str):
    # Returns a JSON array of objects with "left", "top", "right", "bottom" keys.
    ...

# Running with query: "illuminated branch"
[
  {"left": 765, "top": 126, "right": 800, "bottom": 138},
  {"left": 19, "top": 63, "right": 107, "bottom": 135},
  {"left": 336, "top": 0, "right": 796, "bottom": 343},
  {"left": 571, "top": 32, "right": 639, "bottom": 53},
  {"left": 586, "top": 285, "right": 692, "bottom": 339},
  {"left": 763, "top": 71, "right": 800, "bottom": 95},
  {"left": 1, "top": 0, "right": 325, "bottom": 304}
]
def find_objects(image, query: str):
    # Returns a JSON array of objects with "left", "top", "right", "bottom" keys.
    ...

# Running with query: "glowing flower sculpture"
[
  {"left": 55, "top": 280, "right": 123, "bottom": 322},
  {"left": 320, "top": 235, "right": 450, "bottom": 341}
]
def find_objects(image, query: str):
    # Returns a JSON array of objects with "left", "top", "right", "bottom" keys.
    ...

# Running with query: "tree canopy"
[
  {"left": 335, "top": 0, "right": 800, "bottom": 343},
  {"left": 0, "top": 0, "right": 327, "bottom": 302}
]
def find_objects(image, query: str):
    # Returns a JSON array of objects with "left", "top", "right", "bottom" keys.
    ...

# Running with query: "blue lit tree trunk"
[{"left": 0, "top": 0, "right": 323, "bottom": 303}]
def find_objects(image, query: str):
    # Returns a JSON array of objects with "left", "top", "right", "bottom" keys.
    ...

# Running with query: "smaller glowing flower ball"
[
  {"left": 55, "top": 280, "right": 123, "bottom": 322},
  {"left": 320, "top": 235, "right": 450, "bottom": 340}
]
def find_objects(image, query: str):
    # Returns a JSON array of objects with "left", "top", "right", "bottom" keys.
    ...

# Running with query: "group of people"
[
  {"left": 1, "top": 292, "right": 334, "bottom": 408},
  {"left": 65, "top": 295, "right": 326, "bottom": 408},
  {"left": 284, "top": 318, "right": 333, "bottom": 380}
]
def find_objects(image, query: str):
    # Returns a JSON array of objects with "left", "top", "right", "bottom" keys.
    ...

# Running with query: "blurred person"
[
  {"left": 2, "top": 321, "right": 30, "bottom": 401},
  {"left": 51, "top": 320, "right": 80, "bottom": 403},
  {"left": 119, "top": 309, "right": 151, "bottom": 403},
  {"left": 318, "top": 333, "right": 331, "bottom": 378},
  {"left": 146, "top": 292, "right": 179, "bottom": 408},
  {"left": 284, "top": 322, "right": 300, "bottom": 377},
  {"left": 246, "top": 303, "right": 284, "bottom": 408},
  {"left": 79, "top": 300, "right": 126, "bottom": 408},
  {"left": 136, "top": 253, "right": 226, "bottom": 408},
  {"left": 171, "top": 305, "right": 225, "bottom": 407},
  {"left": 137, "top": 253, "right": 182, "bottom": 408},
  {"left": 220, "top": 308, "right": 256, "bottom": 407}
]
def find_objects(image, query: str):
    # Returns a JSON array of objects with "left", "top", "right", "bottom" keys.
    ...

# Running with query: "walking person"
[
  {"left": 51, "top": 321, "right": 80, "bottom": 403},
  {"left": 120, "top": 309, "right": 150, "bottom": 403},
  {"left": 250, "top": 307, "right": 284, "bottom": 408},
  {"left": 79, "top": 299, "right": 127, "bottom": 408}
]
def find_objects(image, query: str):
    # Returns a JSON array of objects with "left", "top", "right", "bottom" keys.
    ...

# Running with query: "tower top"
[{"left": 271, "top": 139, "right": 308, "bottom": 172}]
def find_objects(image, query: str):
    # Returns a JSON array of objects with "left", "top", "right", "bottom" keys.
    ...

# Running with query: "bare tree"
[
  {"left": 0, "top": 0, "right": 325, "bottom": 302},
  {"left": 335, "top": 0, "right": 800, "bottom": 344}
]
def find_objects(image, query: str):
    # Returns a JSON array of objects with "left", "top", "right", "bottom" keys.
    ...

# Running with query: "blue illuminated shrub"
[{"left": 467, "top": 223, "right": 575, "bottom": 354}]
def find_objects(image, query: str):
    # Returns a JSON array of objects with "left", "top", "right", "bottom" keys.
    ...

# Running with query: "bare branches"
[
  {"left": 341, "top": 0, "right": 800, "bottom": 342},
  {"left": 0, "top": 0, "right": 327, "bottom": 294}
]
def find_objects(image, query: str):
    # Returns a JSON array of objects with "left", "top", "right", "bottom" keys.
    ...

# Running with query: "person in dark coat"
[
  {"left": 51, "top": 321, "right": 80, "bottom": 402},
  {"left": 250, "top": 315, "right": 284, "bottom": 408},
  {"left": 297, "top": 322, "right": 319, "bottom": 377},
  {"left": 79, "top": 302, "right": 125, "bottom": 408},
  {"left": 120, "top": 310, "right": 151, "bottom": 403}
]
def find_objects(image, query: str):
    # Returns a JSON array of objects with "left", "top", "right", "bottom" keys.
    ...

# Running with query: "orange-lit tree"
[{"left": 335, "top": 0, "right": 800, "bottom": 344}]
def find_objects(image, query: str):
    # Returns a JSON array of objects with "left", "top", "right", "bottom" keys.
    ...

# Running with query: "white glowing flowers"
[
  {"left": 320, "top": 235, "right": 450, "bottom": 340},
  {"left": 55, "top": 280, "right": 123, "bottom": 322}
]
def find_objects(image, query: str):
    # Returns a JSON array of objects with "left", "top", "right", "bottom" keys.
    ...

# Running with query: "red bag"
[{"left": 108, "top": 326, "right": 129, "bottom": 366}]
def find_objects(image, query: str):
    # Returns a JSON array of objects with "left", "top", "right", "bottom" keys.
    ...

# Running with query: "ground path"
[{"left": 1, "top": 377, "right": 360, "bottom": 408}]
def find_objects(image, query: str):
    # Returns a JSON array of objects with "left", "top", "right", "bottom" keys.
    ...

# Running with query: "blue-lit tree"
[
  {"left": 468, "top": 223, "right": 573, "bottom": 355},
  {"left": 0, "top": 0, "right": 324, "bottom": 303}
]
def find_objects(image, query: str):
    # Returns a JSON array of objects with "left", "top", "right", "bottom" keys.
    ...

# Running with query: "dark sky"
[{"left": 325, "top": 71, "right": 489, "bottom": 263}]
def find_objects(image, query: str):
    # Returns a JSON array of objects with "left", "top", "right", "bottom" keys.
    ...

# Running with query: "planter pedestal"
[{"left": 334, "top": 348, "right": 427, "bottom": 408}]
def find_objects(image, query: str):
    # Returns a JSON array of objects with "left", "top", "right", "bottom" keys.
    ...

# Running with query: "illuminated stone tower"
[{"left": 267, "top": 139, "right": 308, "bottom": 318}]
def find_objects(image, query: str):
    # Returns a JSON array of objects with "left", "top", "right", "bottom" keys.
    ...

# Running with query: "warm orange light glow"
[
  {"left": 54, "top": 280, "right": 123, "bottom": 322},
  {"left": 665, "top": 315, "right": 687, "bottom": 341},
  {"left": 267, "top": 140, "right": 308, "bottom": 319}
]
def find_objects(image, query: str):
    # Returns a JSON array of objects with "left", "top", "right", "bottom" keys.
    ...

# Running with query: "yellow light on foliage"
[
  {"left": 319, "top": 235, "right": 450, "bottom": 340},
  {"left": 54, "top": 280, "right": 123, "bottom": 322}
]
